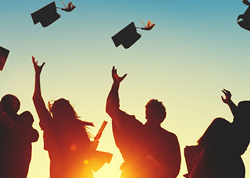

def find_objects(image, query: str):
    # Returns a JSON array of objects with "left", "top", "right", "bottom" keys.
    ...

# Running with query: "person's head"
[
  {"left": 1, "top": 94, "right": 20, "bottom": 116},
  {"left": 145, "top": 99, "right": 166, "bottom": 125},
  {"left": 236, "top": 101, "right": 250, "bottom": 124},
  {"left": 48, "top": 98, "right": 94, "bottom": 126},
  {"left": 48, "top": 98, "right": 77, "bottom": 121},
  {"left": 21, "top": 111, "right": 35, "bottom": 127},
  {"left": 198, "top": 118, "right": 231, "bottom": 149}
]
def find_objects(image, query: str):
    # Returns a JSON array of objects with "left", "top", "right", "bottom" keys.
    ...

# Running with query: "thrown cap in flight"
[
  {"left": 238, "top": 6, "right": 250, "bottom": 31},
  {"left": 31, "top": 1, "right": 61, "bottom": 27},
  {"left": 0, "top": 46, "right": 9, "bottom": 71},
  {"left": 112, "top": 22, "right": 141, "bottom": 49}
]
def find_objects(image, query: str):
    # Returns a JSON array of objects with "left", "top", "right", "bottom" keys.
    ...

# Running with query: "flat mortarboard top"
[
  {"left": 31, "top": 1, "right": 61, "bottom": 27},
  {"left": 237, "top": 6, "right": 250, "bottom": 31},
  {"left": 112, "top": 22, "right": 141, "bottom": 49},
  {"left": 0, "top": 46, "right": 9, "bottom": 71}
]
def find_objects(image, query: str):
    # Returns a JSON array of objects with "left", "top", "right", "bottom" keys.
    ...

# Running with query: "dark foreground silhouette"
[
  {"left": 32, "top": 56, "right": 112, "bottom": 178},
  {"left": 184, "top": 89, "right": 249, "bottom": 178},
  {"left": 106, "top": 66, "right": 181, "bottom": 178},
  {"left": 0, "top": 94, "right": 39, "bottom": 178}
]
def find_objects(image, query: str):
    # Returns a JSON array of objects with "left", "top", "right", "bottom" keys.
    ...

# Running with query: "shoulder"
[
  {"left": 19, "top": 111, "right": 34, "bottom": 125},
  {"left": 120, "top": 111, "right": 143, "bottom": 125},
  {"left": 20, "top": 111, "right": 33, "bottom": 118},
  {"left": 114, "top": 111, "right": 143, "bottom": 133},
  {"left": 161, "top": 128, "right": 179, "bottom": 141}
]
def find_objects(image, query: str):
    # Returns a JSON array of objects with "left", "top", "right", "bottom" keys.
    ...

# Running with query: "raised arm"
[
  {"left": 32, "top": 56, "right": 52, "bottom": 129},
  {"left": 221, "top": 89, "right": 237, "bottom": 117},
  {"left": 106, "top": 66, "right": 127, "bottom": 131}
]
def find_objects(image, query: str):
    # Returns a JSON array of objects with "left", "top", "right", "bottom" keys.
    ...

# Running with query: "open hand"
[
  {"left": 32, "top": 56, "right": 45, "bottom": 75},
  {"left": 112, "top": 66, "right": 127, "bottom": 84},
  {"left": 221, "top": 89, "right": 232, "bottom": 104}
]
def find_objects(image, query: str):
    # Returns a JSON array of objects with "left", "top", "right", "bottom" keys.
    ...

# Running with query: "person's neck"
[
  {"left": 145, "top": 121, "right": 160, "bottom": 128},
  {"left": 6, "top": 111, "right": 18, "bottom": 120}
]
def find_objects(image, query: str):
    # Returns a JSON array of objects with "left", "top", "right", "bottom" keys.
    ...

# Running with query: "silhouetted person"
[
  {"left": 184, "top": 89, "right": 249, "bottom": 178},
  {"left": 32, "top": 56, "right": 112, "bottom": 178},
  {"left": 106, "top": 66, "right": 181, "bottom": 178},
  {"left": 0, "top": 94, "right": 39, "bottom": 178},
  {"left": 221, "top": 89, "right": 250, "bottom": 177},
  {"left": 185, "top": 118, "right": 235, "bottom": 178}
]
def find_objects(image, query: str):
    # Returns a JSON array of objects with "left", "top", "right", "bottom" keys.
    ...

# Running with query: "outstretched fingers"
[
  {"left": 32, "top": 56, "right": 45, "bottom": 74},
  {"left": 121, "top": 73, "right": 127, "bottom": 81},
  {"left": 32, "top": 56, "right": 36, "bottom": 65},
  {"left": 221, "top": 89, "right": 231, "bottom": 103},
  {"left": 222, "top": 89, "right": 231, "bottom": 97},
  {"left": 40, "top": 62, "right": 45, "bottom": 68},
  {"left": 111, "top": 66, "right": 127, "bottom": 83}
]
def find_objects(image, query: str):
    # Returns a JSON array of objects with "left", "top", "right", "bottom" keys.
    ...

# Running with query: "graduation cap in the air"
[
  {"left": 112, "top": 22, "right": 141, "bottom": 49},
  {"left": 31, "top": 1, "right": 61, "bottom": 27},
  {"left": 237, "top": 0, "right": 250, "bottom": 31},
  {"left": 0, "top": 46, "right": 9, "bottom": 71},
  {"left": 112, "top": 20, "right": 155, "bottom": 49}
]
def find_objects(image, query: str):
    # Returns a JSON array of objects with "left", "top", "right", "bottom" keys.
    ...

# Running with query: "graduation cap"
[
  {"left": 112, "top": 22, "right": 141, "bottom": 49},
  {"left": 0, "top": 46, "right": 10, "bottom": 71},
  {"left": 237, "top": 1, "right": 250, "bottom": 31},
  {"left": 31, "top": 1, "right": 61, "bottom": 27}
]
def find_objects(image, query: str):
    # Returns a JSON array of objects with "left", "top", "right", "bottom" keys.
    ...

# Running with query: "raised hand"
[
  {"left": 112, "top": 66, "right": 127, "bottom": 84},
  {"left": 221, "top": 89, "right": 232, "bottom": 104},
  {"left": 32, "top": 56, "right": 45, "bottom": 75}
]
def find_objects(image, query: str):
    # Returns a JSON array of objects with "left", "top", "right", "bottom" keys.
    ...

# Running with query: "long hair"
[
  {"left": 197, "top": 118, "right": 231, "bottom": 150},
  {"left": 48, "top": 98, "right": 94, "bottom": 136}
]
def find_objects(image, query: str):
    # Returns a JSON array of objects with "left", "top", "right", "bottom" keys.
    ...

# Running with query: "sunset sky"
[{"left": 1, "top": 0, "right": 250, "bottom": 177}]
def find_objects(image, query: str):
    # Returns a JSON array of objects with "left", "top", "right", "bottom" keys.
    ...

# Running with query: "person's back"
[
  {"left": 42, "top": 115, "right": 93, "bottom": 178},
  {"left": 112, "top": 114, "right": 180, "bottom": 178},
  {"left": 144, "top": 125, "right": 180, "bottom": 178},
  {"left": 186, "top": 118, "right": 245, "bottom": 178}
]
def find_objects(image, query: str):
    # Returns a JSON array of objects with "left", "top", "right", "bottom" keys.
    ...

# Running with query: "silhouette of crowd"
[
  {"left": 0, "top": 59, "right": 249, "bottom": 178},
  {"left": 1, "top": 1, "right": 250, "bottom": 177}
]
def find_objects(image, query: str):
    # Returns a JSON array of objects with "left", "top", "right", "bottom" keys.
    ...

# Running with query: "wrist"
[{"left": 112, "top": 82, "right": 120, "bottom": 88}]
